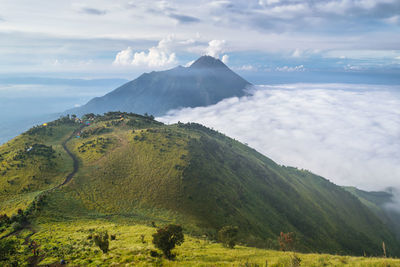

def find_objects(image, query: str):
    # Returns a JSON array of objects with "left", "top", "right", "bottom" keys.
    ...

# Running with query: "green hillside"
[
  {"left": 1, "top": 112, "right": 400, "bottom": 261},
  {"left": 3, "top": 218, "right": 400, "bottom": 266},
  {"left": 0, "top": 117, "right": 80, "bottom": 215},
  {"left": 344, "top": 187, "right": 400, "bottom": 241}
]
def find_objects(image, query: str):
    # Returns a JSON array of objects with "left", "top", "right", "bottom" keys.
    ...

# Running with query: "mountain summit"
[
  {"left": 69, "top": 56, "right": 252, "bottom": 117},
  {"left": 189, "top": 55, "right": 228, "bottom": 69}
]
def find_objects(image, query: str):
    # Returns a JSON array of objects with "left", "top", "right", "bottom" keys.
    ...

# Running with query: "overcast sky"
[{"left": 0, "top": 0, "right": 399, "bottom": 79}]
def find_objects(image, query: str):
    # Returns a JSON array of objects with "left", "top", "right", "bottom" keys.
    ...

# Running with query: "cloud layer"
[
  {"left": 1, "top": 0, "right": 399, "bottom": 76},
  {"left": 160, "top": 83, "right": 400, "bottom": 192}
]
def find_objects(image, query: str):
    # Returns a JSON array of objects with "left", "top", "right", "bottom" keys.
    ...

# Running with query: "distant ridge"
[{"left": 68, "top": 56, "right": 252, "bottom": 117}]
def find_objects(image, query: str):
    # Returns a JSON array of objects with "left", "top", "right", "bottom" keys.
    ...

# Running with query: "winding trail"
[
  {"left": 0, "top": 125, "right": 84, "bottom": 245},
  {"left": 56, "top": 126, "right": 83, "bottom": 188}
]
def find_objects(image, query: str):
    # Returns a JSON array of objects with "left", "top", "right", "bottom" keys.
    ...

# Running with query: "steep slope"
[
  {"left": 69, "top": 56, "right": 251, "bottom": 116},
  {"left": 345, "top": 186, "right": 400, "bottom": 240},
  {"left": 1, "top": 113, "right": 400, "bottom": 257}
]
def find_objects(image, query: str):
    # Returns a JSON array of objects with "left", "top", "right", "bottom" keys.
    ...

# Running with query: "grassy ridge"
[
  {"left": 1, "top": 112, "right": 400, "bottom": 260},
  {"left": 0, "top": 119, "right": 79, "bottom": 215},
  {"left": 176, "top": 125, "right": 400, "bottom": 255}
]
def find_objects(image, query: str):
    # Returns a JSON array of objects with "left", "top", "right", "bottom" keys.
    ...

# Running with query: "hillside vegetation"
[
  {"left": 2, "top": 218, "right": 400, "bottom": 266},
  {"left": 344, "top": 187, "right": 400, "bottom": 241},
  {"left": 1, "top": 112, "right": 400, "bottom": 264},
  {"left": 0, "top": 117, "right": 80, "bottom": 215}
]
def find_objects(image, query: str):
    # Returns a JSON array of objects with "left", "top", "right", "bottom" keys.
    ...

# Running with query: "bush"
[
  {"left": 278, "top": 232, "right": 296, "bottom": 252},
  {"left": 0, "top": 238, "right": 18, "bottom": 261},
  {"left": 150, "top": 250, "right": 161, "bottom": 258},
  {"left": 0, "top": 214, "right": 10, "bottom": 227},
  {"left": 10, "top": 222, "right": 23, "bottom": 232},
  {"left": 152, "top": 224, "right": 184, "bottom": 259},
  {"left": 218, "top": 226, "right": 239, "bottom": 248},
  {"left": 93, "top": 231, "right": 109, "bottom": 253}
]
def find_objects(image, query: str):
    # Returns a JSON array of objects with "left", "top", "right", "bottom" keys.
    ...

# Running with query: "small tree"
[
  {"left": 278, "top": 232, "right": 296, "bottom": 251},
  {"left": 152, "top": 224, "right": 184, "bottom": 259},
  {"left": 93, "top": 231, "right": 109, "bottom": 253},
  {"left": 218, "top": 226, "right": 239, "bottom": 248}
]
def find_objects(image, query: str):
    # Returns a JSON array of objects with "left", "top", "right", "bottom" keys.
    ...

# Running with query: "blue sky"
[{"left": 0, "top": 0, "right": 399, "bottom": 82}]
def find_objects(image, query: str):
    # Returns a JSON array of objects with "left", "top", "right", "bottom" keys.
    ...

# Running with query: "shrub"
[
  {"left": 93, "top": 231, "right": 109, "bottom": 253},
  {"left": 150, "top": 250, "right": 161, "bottom": 258},
  {"left": 0, "top": 214, "right": 10, "bottom": 227},
  {"left": 278, "top": 232, "right": 296, "bottom": 252},
  {"left": 0, "top": 238, "right": 18, "bottom": 261},
  {"left": 218, "top": 226, "right": 239, "bottom": 248},
  {"left": 152, "top": 224, "right": 184, "bottom": 259},
  {"left": 10, "top": 222, "right": 23, "bottom": 232}
]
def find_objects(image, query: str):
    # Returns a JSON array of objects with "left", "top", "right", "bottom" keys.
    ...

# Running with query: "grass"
[
  {"left": 0, "top": 122, "right": 79, "bottom": 216},
  {"left": 4, "top": 218, "right": 400, "bottom": 266},
  {"left": 65, "top": 124, "right": 193, "bottom": 214},
  {"left": 2, "top": 112, "right": 400, "bottom": 262}
]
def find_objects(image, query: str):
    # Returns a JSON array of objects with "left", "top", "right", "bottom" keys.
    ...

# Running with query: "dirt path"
[
  {"left": 0, "top": 126, "right": 84, "bottom": 246},
  {"left": 56, "top": 126, "right": 83, "bottom": 188}
]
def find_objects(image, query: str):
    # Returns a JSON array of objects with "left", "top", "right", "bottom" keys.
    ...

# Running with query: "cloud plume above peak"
[
  {"left": 113, "top": 36, "right": 177, "bottom": 68},
  {"left": 160, "top": 83, "right": 400, "bottom": 192}
]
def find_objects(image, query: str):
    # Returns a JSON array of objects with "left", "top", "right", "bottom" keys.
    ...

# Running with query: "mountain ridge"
[
  {"left": 1, "top": 113, "right": 400, "bottom": 257},
  {"left": 68, "top": 56, "right": 252, "bottom": 117},
  {"left": 65, "top": 56, "right": 252, "bottom": 116}
]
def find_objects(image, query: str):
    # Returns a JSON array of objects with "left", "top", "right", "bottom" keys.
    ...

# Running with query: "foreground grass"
[{"left": 5, "top": 219, "right": 399, "bottom": 266}]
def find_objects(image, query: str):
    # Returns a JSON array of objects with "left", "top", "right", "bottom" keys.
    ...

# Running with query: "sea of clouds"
[{"left": 159, "top": 83, "right": 400, "bottom": 198}]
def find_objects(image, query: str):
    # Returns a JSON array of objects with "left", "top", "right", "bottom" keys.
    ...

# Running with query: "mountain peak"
[
  {"left": 69, "top": 54, "right": 251, "bottom": 117},
  {"left": 189, "top": 55, "right": 227, "bottom": 69}
]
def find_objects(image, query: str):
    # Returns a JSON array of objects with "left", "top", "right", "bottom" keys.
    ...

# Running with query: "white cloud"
[
  {"left": 184, "top": 60, "right": 195, "bottom": 67},
  {"left": 259, "top": 0, "right": 281, "bottom": 6},
  {"left": 344, "top": 64, "right": 362, "bottom": 71},
  {"left": 1, "top": 1, "right": 400, "bottom": 76},
  {"left": 113, "top": 47, "right": 134, "bottom": 66},
  {"left": 236, "top": 64, "right": 257, "bottom": 71},
  {"left": 159, "top": 83, "right": 400, "bottom": 193},
  {"left": 324, "top": 50, "right": 400, "bottom": 60},
  {"left": 205, "top": 39, "right": 226, "bottom": 58},
  {"left": 384, "top": 15, "right": 400, "bottom": 25},
  {"left": 276, "top": 65, "right": 305, "bottom": 72},
  {"left": 113, "top": 36, "right": 177, "bottom": 68},
  {"left": 292, "top": 48, "right": 302, "bottom": 57},
  {"left": 256, "top": 3, "right": 310, "bottom": 19},
  {"left": 221, "top": 54, "right": 229, "bottom": 64}
]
